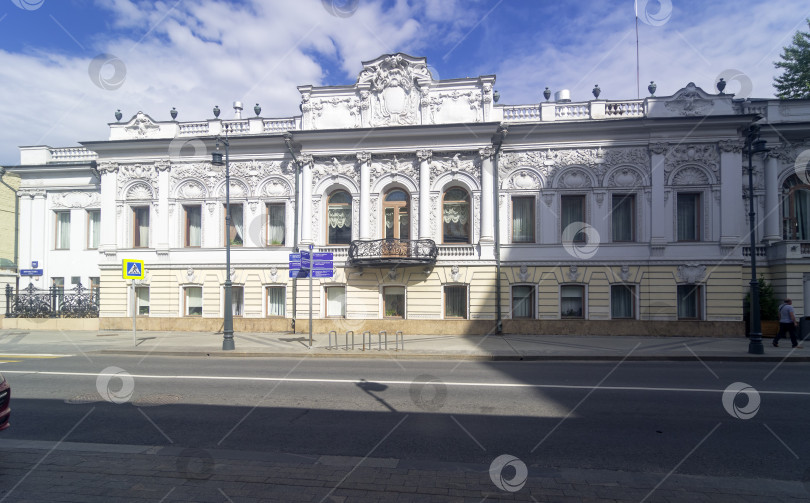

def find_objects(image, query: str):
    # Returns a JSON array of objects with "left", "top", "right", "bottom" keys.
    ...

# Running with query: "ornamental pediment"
[{"left": 646, "top": 82, "right": 735, "bottom": 118}]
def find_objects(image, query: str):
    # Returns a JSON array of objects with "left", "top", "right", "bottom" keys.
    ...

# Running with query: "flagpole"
[{"left": 635, "top": 0, "right": 641, "bottom": 99}]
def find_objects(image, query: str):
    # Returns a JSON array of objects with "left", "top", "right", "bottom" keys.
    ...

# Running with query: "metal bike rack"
[
  {"left": 362, "top": 331, "right": 372, "bottom": 351},
  {"left": 327, "top": 330, "right": 337, "bottom": 350},
  {"left": 395, "top": 331, "right": 404, "bottom": 351},
  {"left": 344, "top": 330, "right": 354, "bottom": 350},
  {"left": 379, "top": 330, "right": 386, "bottom": 350}
]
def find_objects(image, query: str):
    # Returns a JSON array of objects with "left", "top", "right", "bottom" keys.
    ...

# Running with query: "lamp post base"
[
  {"left": 222, "top": 337, "right": 235, "bottom": 351},
  {"left": 748, "top": 334, "right": 764, "bottom": 354}
]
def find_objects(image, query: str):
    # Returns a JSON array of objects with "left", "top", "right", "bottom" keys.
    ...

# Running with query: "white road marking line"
[
  {"left": 2, "top": 370, "right": 810, "bottom": 396},
  {"left": 0, "top": 354, "right": 73, "bottom": 358}
]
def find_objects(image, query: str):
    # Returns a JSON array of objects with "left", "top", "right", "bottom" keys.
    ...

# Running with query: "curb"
[{"left": 93, "top": 349, "right": 810, "bottom": 362}]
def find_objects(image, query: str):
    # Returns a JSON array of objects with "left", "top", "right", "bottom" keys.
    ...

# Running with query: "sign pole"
[
  {"left": 132, "top": 281, "right": 136, "bottom": 347},
  {"left": 309, "top": 244, "right": 313, "bottom": 349}
]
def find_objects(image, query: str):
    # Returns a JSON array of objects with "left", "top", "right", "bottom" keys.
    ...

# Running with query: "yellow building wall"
[{"left": 0, "top": 172, "right": 20, "bottom": 270}]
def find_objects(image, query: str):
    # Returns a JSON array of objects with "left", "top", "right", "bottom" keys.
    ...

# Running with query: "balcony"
[{"left": 348, "top": 239, "right": 438, "bottom": 267}]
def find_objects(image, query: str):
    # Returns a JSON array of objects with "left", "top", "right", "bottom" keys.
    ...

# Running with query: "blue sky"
[{"left": 1, "top": 0, "right": 808, "bottom": 165}]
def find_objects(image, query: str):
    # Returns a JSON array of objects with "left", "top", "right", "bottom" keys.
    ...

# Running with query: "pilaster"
[
  {"left": 98, "top": 161, "right": 118, "bottom": 259},
  {"left": 649, "top": 143, "right": 667, "bottom": 254},
  {"left": 417, "top": 149, "right": 432, "bottom": 240},
  {"left": 479, "top": 146, "right": 495, "bottom": 243},
  {"left": 155, "top": 160, "right": 171, "bottom": 255},
  {"left": 718, "top": 141, "right": 744, "bottom": 250},
  {"left": 358, "top": 151, "right": 372, "bottom": 240},
  {"left": 763, "top": 153, "right": 781, "bottom": 243},
  {"left": 300, "top": 154, "right": 313, "bottom": 244}
]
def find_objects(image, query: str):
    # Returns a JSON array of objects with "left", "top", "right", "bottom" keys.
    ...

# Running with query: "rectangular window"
[
  {"left": 52, "top": 277, "right": 64, "bottom": 310},
  {"left": 226, "top": 204, "right": 244, "bottom": 246},
  {"left": 90, "top": 276, "right": 100, "bottom": 303},
  {"left": 677, "top": 285, "right": 702, "bottom": 319},
  {"left": 561, "top": 195, "right": 586, "bottom": 242},
  {"left": 561, "top": 285, "right": 585, "bottom": 318},
  {"left": 136, "top": 286, "right": 150, "bottom": 315},
  {"left": 229, "top": 286, "right": 243, "bottom": 317},
  {"left": 185, "top": 287, "right": 202, "bottom": 316},
  {"left": 55, "top": 211, "right": 70, "bottom": 249},
  {"left": 184, "top": 205, "right": 201, "bottom": 247},
  {"left": 325, "top": 286, "right": 346, "bottom": 317},
  {"left": 267, "top": 286, "right": 285, "bottom": 317},
  {"left": 677, "top": 193, "right": 701, "bottom": 241},
  {"left": 512, "top": 197, "right": 535, "bottom": 243},
  {"left": 611, "top": 195, "right": 635, "bottom": 242},
  {"left": 511, "top": 285, "right": 535, "bottom": 319},
  {"left": 383, "top": 286, "right": 405, "bottom": 318},
  {"left": 611, "top": 284, "right": 635, "bottom": 319},
  {"left": 132, "top": 207, "right": 150, "bottom": 248},
  {"left": 267, "top": 204, "right": 285, "bottom": 246},
  {"left": 71, "top": 276, "right": 81, "bottom": 289},
  {"left": 87, "top": 210, "right": 100, "bottom": 249},
  {"left": 444, "top": 285, "right": 468, "bottom": 319}
]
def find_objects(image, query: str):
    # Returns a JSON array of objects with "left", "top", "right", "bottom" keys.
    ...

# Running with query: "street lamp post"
[
  {"left": 745, "top": 124, "right": 769, "bottom": 355},
  {"left": 212, "top": 123, "right": 235, "bottom": 350}
]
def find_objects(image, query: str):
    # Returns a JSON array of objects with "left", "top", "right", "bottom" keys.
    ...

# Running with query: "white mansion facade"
[{"left": 7, "top": 53, "right": 810, "bottom": 336}]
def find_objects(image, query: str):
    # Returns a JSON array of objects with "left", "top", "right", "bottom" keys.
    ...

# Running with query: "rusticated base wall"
[{"left": 93, "top": 317, "right": 743, "bottom": 337}]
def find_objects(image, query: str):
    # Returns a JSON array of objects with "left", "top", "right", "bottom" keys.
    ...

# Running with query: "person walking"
[{"left": 774, "top": 298, "right": 803, "bottom": 349}]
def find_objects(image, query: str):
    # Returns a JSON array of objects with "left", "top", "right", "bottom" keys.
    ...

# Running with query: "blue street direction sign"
[
  {"left": 312, "top": 252, "right": 333, "bottom": 261},
  {"left": 20, "top": 269, "right": 43, "bottom": 276},
  {"left": 289, "top": 253, "right": 301, "bottom": 261},
  {"left": 310, "top": 260, "right": 333, "bottom": 270},
  {"left": 300, "top": 251, "right": 311, "bottom": 260},
  {"left": 289, "top": 269, "right": 308, "bottom": 278},
  {"left": 122, "top": 259, "right": 145, "bottom": 280},
  {"left": 310, "top": 269, "right": 334, "bottom": 278}
]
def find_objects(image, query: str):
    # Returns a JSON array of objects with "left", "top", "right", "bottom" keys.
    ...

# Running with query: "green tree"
[
  {"left": 745, "top": 275, "right": 780, "bottom": 321},
  {"left": 774, "top": 19, "right": 810, "bottom": 99}
]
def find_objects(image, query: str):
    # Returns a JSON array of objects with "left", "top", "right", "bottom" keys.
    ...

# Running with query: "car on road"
[{"left": 0, "top": 372, "right": 9, "bottom": 430}]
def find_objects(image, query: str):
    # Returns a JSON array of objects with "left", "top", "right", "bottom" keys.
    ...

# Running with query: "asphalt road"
[{"left": 1, "top": 354, "right": 809, "bottom": 485}]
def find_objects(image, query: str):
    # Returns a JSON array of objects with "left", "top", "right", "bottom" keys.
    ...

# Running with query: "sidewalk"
[{"left": 1, "top": 328, "right": 808, "bottom": 361}]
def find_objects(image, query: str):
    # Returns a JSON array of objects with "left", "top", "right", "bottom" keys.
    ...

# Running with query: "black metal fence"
[{"left": 5, "top": 282, "right": 99, "bottom": 318}]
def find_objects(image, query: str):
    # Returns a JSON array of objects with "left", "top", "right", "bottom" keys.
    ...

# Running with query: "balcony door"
[{"left": 383, "top": 189, "right": 409, "bottom": 256}]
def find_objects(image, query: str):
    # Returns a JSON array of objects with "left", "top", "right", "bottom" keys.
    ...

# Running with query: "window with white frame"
[
  {"left": 676, "top": 193, "right": 701, "bottom": 241},
  {"left": 443, "top": 187, "right": 471, "bottom": 243},
  {"left": 229, "top": 286, "right": 244, "bottom": 317},
  {"left": 266, "top": 286, "right": 285, "bottom": 317},
  {"left": 782, "top": 174, "right": 810, "bottom": 240},
  {"left": 561, "top": 285, "right": 585, "bottom": 318},
  {"left": 611, "top": 194, "right": 635, "bottom": 242},
  {"left": 132, "top": 206, "right": 150, "bottom": 248},
  {"left": 184, "top": 205, "right": 202, "bottom": 247},
  {"left": 611, "top": 284, "right": 635, "bottom": 319},
  {"left": 225, "top": 204, "right": 244, "bottom": 246},
  {"left": 184, "top": 287, "right": 202, "bottom": 316},
  {"left": 90, "top": 277, "right": 100, "bottom": 303},
  {"left": 511, "top": 285, "right": 535, "bottom": 319},
  {"left": 266, "top": 203, "right": 285, "bottom": 246},
  {"left": 136, "top": 286, "right": 150, "bottom": 315},
  {"left": 512, "top": 196, "right": 535, "bottom": 243},
  {"left": 87, "top": 210, "right": 100, "bottom": 249},
  {"left": 325, "top": 286, "right": 346, "bottom": 317},
  {"left": 55, "top": 211, "right": 70, "bottom": 249},
  {"left": 677, "top": 284, "right": 702, "bottom": 319},
  {"left": 327, "top": 191, "right": 352, "bottom": 245},
  {"left": 444, "top": 285, "right": 467, "bottom": 319}
]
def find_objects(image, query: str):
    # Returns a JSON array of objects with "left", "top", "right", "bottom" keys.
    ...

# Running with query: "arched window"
[
  {"left": 327, "top": 190, "right": 352, "bottom": 244},
  {"left": 782, "top": 175, "right": 810, "bottom": 240},
  {"left": 383, "top": 189, "right": 409, "bottom": 240},
  {"left": 443, "top": 187, "right": 470, "bottom": 243}
]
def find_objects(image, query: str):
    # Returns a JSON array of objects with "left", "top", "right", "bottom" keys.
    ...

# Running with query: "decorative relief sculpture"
[
  {"left": 664, "top": 83, "right": 713, "bottom": 116},
  {"left": 567, "top": 265, "right": 579, "bottom": 282},
  {"left": 371, "top": 155, "right": 417, "bottom": 181},
  {"left": 619, "top": 265, "right": 631, "bottom": 282},
  {"left": 672, "top": 167, "right": 710, "bottom": 185},
  {"left": 312, "top": 156, "right": 358, "bottom": 185},
  {"left": 154, "top": 159, "right": 171, "bottom": 172},
  {"left": 125, "top": 112, "right": 160, "bottom": 138},
  {"left": 357, "top": 54, "right": 431, "bottom": 127},
  {"left": 607, "top": 168, "right": 641, "bottom": 187},
  {"left": 51, "top": 191, "right": 101, "bottom": 208},
  {"left": 508, "top": 170, "right": 541, "bottom": 190},
  {"left": 677, "top": 263, "right": 706, "bottom": 284},
  {"left": 718, "top": 140, "right": 744, "bottom": 153},
  {"left": 450, "top": 265, "right": 461, "bottom": 282},
  {"left": 177, "top": 180, "right": 206, "bottom": 199},
  {"left": 519, "top": 265, "right": 529, "bottom": 282},
  {"left": 126, "top": 182, "right": 153, "bottom": 200},
  {"left": 98, "top": 160, "right": 118, "bottom": 174},
  {"left": 430, "top": 152, "right": 480, "bottom": 183},
  {"left": 664, "top": 144, "right": 719, "bottom": 179},
  {"left": 430, "top": 194, "right": 439, "bottom": 237},
  {"left": 557, "top": 168, "right": 593, "bottom": 188}
]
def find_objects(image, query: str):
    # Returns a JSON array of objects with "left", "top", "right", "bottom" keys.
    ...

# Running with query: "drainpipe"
[
  {"left": 283, "top": 134, "right": 302, "bottom": 333},
  {"left": 491, "top": 125, "right": 508, "bottom": 334},
  {"left": 0, "top": 167, "right": 19, "bottom": 292}
]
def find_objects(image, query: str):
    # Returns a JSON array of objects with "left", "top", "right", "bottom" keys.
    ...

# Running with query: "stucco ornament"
[
  {"left": 519, "top": 265, "right": 529, "bottom": 282},
  {"left": 125, "top": 112, "right": 160, "bottom": 138},
  {"left": 664, "top": 82, "right": 713, "bottom": 116},
  {"left": 677, "top": 263, "right": 706, "bottom": 284},
  {"left": 358, "top": 54, "right": 432, "bottom": 126}
]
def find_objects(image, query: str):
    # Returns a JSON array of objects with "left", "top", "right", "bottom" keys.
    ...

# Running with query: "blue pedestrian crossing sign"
[{"left": 122, "top": 259, "right": 145, "bottom": 280}]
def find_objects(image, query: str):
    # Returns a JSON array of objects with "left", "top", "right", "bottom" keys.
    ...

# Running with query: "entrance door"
[{"left": 383, "top": 189, "right": 409, "bottom": 256}]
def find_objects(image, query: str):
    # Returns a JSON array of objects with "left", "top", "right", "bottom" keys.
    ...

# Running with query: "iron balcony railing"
[
  {"left": 5, "top": 282, "right": 99, "bottom": 318},
  {"left": 348, "top": 238, "right": 438, "bottom": 266}
]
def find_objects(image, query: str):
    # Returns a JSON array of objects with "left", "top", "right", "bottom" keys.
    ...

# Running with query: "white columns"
[
  {"left": 649, "top": 144, "right": 667, "bottom": 253},
  {"left": 155, "top": 160, "right": 170, "bottom": 252},
  {"left": 479, "top": 146, "right": 495, "bottom": 243},
  {"left": 764, "top": 153, "right": 781, "bottom": 243},
  {"left": 98, "top": 162, "right": 118, "bottom": 255},
  {"left": 358, "top": 151, "right": 371, "bottom": 240},
  {"left": 300, "top": 154, "right": 313, "bottom": 244},
  {"left": 417, "top": 149, "right": 432, "bottom": 240},
  {"left": 718, "top": 141, "right": 744, "bottom": 248}
]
